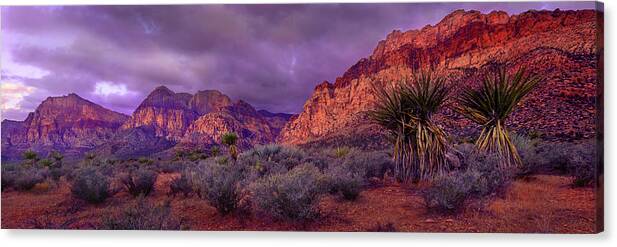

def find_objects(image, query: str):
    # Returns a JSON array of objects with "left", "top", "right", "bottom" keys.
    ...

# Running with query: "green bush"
[
  {"left": 100, "top": 197, "right": 183, "bottom": 230},
  {"left": 250, "top": 164, "right": 325, "bottom": 223},
  {"left": 193, "top": 161, "right": 243, "bottom": 214},
  {"left": 71, "top": 168, "right": 111, "bottom": 203},
  {"left": 120, "top": 168, "right": 157, "bottom": 197}
]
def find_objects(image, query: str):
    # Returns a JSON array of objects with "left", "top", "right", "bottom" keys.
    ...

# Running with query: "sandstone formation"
[
  {"left": 1, "top": 87, "right": 292, "bottom": 160},
  {"left": 120, "top": 86, "right": 198, "bottom": 141},
  {"left": 279, "top": 9, "right": 603, "bottom": 145},
  {"left": 118, "top": 86, "right": 293, "bottom": 152},
  {"left": 1, "top": 93, "right": 129, "bottom": 160}
]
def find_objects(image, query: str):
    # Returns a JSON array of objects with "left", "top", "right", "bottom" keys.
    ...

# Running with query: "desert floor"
[{"left": 1, "top": 173, "right": 597, "bottom": 233}]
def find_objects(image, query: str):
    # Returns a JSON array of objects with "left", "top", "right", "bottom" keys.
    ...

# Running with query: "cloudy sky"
[{"left": 0, "top": 2, "right": 597, "bottom": 121}]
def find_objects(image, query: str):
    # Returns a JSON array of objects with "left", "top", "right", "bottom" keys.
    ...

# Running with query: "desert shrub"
[
  {"left": 510, "top": 134, "right": 545, "bottom": 177},
  {"left": 120, "top": 168, "right": 157, "bottom": 197},
  {"left": 169, "top": 170, "right": 193, "bottom": 197},
  {"left": 242, "top": 144, "right": 308, "bottom": 170},
  {"left": 1, "top": 172, "right": 17, "bottom": 191},
  {"left": 49, "top": 168, "right": 64, "bottom": 182},
  {"left": 570, "top": 150, "right": 596, "bottom": 187},
  {"left": 215, "top": 156, "right": 229, "bottom": 165},
  {"left": 332, "top": 146, "right": 352, "bottom": 158},
  {"left": 423, "top": 172, "right": 475, "bottom": 213},
  {"left": 138, "top": 157, "right": 154, "bottom": 166},
  {"left": 537, "top": 142, "right": 575, "bottom": 173},
  {"left": 325, "top": 164, "right": 363, "bottom": 200},
  {"left": 341, "top": 151, "right": 393, "bottom": 179},
  {"left": 157, "top": 161, "right": 186, "bottom": 173},
  {"left": 71, "top": 168, "right": 111, "bottom": 203},
  {"left": 423, "top": 152, "right": 513, "bottom": 213},
  {"left": 465, "top": 152, "right": 513, "bottom": 197},
  {"left": 188, "top": 151, "right": 208, "bottom": 162},
  {"left": 22, "top": 150, "right": 39, "bottom": 164},
  {"left": 15, "top": 173, "right": 44, "bottom": 191},
  {"left": 210, "top": 146, "right": 221, "bottom": 156},
  {"left": 250, "top": 163, "right": 325, "bottom": 223},
  {"left": 13, "top": 168, "right": 46, "bottom": 191},
  {"left": 536, "top": 140, "right": 597, "bottom": 186},
  {"left": 1, "top": 163, "right": 20, "bottom": 190},
  {"left": 193, "top": 161, "right": 243, "bottom": 214},
  {"left": 100, "top": 197, "right": 183, "bottom": 230},
  {"left": 38, "top": 158, "right": 53, "bottom": 168}
]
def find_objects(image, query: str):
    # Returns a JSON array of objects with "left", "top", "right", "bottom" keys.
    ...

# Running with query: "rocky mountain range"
[
  {"left": 1, "top": 93, "right": 129, "bottom": 160},
  {"left": 1, "top": 87, "right": 292, "bottom": 160},
  {"left": 278, "top": 9, "right": 603, "bottom": 145},
  {"left": 1, "top": 9, "right": 602, "bottom": 161}
]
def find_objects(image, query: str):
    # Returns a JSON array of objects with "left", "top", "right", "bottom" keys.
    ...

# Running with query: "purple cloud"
[{"left": 0, "top": 2, "right": 597, "bottom": 121}]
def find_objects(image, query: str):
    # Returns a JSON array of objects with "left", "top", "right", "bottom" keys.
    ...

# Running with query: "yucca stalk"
[
  {"left": 221, "top": 132, "right": 239, "bottom": 161},
  {"left": 369, "top": 72, "right": 451, "bottom": 183},
  {"left": 455, "top": 68, "right": 541, "bottom": 168}
]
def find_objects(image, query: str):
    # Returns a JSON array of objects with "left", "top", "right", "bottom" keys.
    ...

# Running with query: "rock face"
[
  {"left": 279, "top": 9, "right": 603, "bottom": 145},
  {"left": 120, "top": 86, "right": 198, "bottom": 141},
  {"left": 90, "top": 126, "right": 175, "bottom": 159},
  {"left": 2, "top": 87, "right": 293, "bottom": 161},
  {"left": 180, "top": 101, "right": 279, "bottom": 149},
  {"left": 122, "top": 86, "right": 293, "bottom": 150},
  {"left": 1, "top": 93, "right": 129, "bottom": 160}
]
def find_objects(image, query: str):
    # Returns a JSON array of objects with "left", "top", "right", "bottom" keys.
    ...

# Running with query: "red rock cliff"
[
  {"left": 1, "top": 93, "right": 129, "bottom": 159},
  {"left": 278, "top": 9, "right": 603, "bottom": 144}
]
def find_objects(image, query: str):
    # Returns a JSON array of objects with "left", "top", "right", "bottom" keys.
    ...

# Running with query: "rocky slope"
[
  {"left": 120, "top": 86, "right": 293, "bottom": 152},
  {"left": 120, "top": 86, "right": 198, "bottom": 142},
  {"left": 2, "top": 87, "right": 293, "bottom": 160},
  {"left": 279, "top": 9, "right": 603, "bottom": 145},
  {"left": 1, "top": 93, "right": 129, "bottom": 160}
]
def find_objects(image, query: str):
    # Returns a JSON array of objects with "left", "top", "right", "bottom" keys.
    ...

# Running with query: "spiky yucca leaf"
[
  {"left": 369, "top": 72, "right": 451, "bottom": 182},
  {"left": 455, "top": 68, "right": 541, "bottom": 167}
]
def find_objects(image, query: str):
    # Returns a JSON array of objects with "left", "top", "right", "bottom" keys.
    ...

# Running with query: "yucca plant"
[
  {"left": 221, "top": 132, "right": 239, "bottom": 161},
  {"left": 369, "top": 72, "right": 451, "bottom": 183},
  {"left": 455, "top": 68, "right": 541, "bottom": 168}
]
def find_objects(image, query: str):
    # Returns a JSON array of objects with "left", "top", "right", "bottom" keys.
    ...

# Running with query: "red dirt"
[{"left": 1, "top": 174, "right": 598, "bottom": 233}]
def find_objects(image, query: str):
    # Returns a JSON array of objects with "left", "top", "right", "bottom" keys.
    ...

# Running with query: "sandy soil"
[{"left": 1, "top": 174, "right": 598, "bottom": 233}]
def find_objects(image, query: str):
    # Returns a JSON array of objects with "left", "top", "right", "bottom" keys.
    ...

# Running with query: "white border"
[{"left": 0, "top": 0, "right": 613, "bottom": 246}]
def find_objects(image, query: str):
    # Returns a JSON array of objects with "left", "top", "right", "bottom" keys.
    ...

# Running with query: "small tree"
[
  {"left": 455, "top": 68, "right": 541, "bottom": 168},
  {"left": 221, "top": 132, "right": 239, "bottom": 161}
]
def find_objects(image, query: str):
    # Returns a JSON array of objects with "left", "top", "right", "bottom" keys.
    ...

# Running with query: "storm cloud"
[{"left": 1, "top": 2, "right": 596, "bottom": 120}]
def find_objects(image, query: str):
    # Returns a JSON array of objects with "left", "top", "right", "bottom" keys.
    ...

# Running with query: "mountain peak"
[
  {"left": 190, "top": 89, "right": 233, "bottom": 115},
  {"left": 138, "top": 85, "right": 191, "bottom": 110},
  {"left": 149, "top": 85, "right": 175, "bottom": 96},
  {"left": 279, "top": 9, "right": 601, "bottom": 144}
]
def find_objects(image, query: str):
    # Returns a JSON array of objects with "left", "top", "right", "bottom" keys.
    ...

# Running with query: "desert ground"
[{"left": 1, "top": 172, "right": 596, "bottom": 233}]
